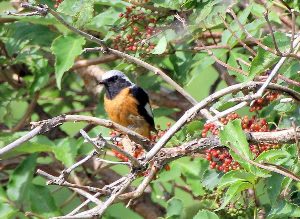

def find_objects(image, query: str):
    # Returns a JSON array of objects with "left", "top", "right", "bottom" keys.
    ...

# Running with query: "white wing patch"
[{"left": 144, "top": 103, "right": 153, "bottom": 118}]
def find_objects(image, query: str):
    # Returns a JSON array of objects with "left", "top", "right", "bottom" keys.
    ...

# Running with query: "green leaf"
[
  {"left": 29, "top": 185, "right": 60, "bottom": 217},
  {"left": 221, "top": 4, "right": 252, "bottom": 47},
  {"left": 177, "top": 158, "right": 208, "bottom": 179},
  {"left": 218, "top": 182, "right": 252, "bottom": 210},
  {"left": 202, "top": 169, "right": 223, "bottom": 190},
  {"left": 251, "top": 3, "right": 281, "bottom": 24},
  {"left": 266, "top": 174, "right": 284, "bottom": 205},
  {"left": 193, "top": 209, "right": 220, "bottom": 219},
  {"left": 201, "top": 5, "right": 227, "bottom": 28},
  {"left": 52, "top": 138, "right": 78, "bottom": 167},
  {"left": 268, "top": 200, "right": 300, "bottom": 218},
  {"left": 186, "top": 178, "right": 206, "bottom": 196},
  {"left": 219, "top": 119, "right": 253, "bottom": 170},
  {"left": 58, "top": 0, "right": 95, "bottom": 27},
  {"left": 166, "top": 198, "right": 183, "bottom": 218},
  {"left": 249, "top": 32, "right": 290, "bottom": 79},
  {"left": 281, "top": 60, "right": 300, "bottom": 78},
  {"left": 227, "top": 51, "right": 249, "bottom": 82},
  {"left": 0, "top": 203, "right": 17, "bottom": 219},
  {"left": 4, "top": 22, "right": 57, "bottom": 56},
  {"left": 152, "top": 36, "right": 168, "bottom": 55},
  {"left": 154, "top": 162, "right": 181, "bottom": 183},
  {"left": 194, "top": 0, "right": 221, "bottom": 24},
  {"left": 255, "top": 149, "right": 290, "bottom": 165},
  {"left": 76, "top": 2, "right": 94, "bottom": 27},
  {"left": 7, "top": 154, "right": 37, "bottom": 202},
  {"left": 87, "top": 7, "right": 122, "bottom": 33},
  {"left": 274, "top": 102, "right": 295, "bottom": 114},
  {"left": 51, "top": 34, "right": 85, "bottom": 89},
  {"left": 0, "top": 187, "right": 8, "bottom": 203},
  {"left": 29, "top": 57, "right": 52, "bottom": 93},
  {"left": 152, "top": 0, "right": 184, "bottom": 10},
  {"left": 218, "top": 170, "right": 256, "bottom": 189}
]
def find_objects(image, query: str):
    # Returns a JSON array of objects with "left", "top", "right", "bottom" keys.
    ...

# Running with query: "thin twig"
[
  {"left": 66, "top": 193, "right": 102, "bottom": 216},
  {"left": 206, "top": 102, "right": 248, "bottom": 123},
  {"left": 55, "top": 174, "right": 136, "bottom": 219},
  {"left": 119, "top": 164, "right": 158, "bottom": 200},
  {"left": 228, "top": 7, "right": 300, "bottom": 60},
  {"left": 55, "top": 150, "right": 99, "bottom": 185},
  {"left": 97, "top": 158, "right": 130, "bottom": 166},
  {"left": 219, "top": 14, "right": 256, "bottom": 56},
  {"left": 264, "top": 11, "right": 283, "bottom": 55},
  {"left": 80, "top": 130, "right": 141, "bottom": 168},
  {"left": 20, "top": 3, "right": 197, "bottom": 106},
  {"left": 199, "top": 42, "right": 248, "bottom": 76},
  {"left": 278, "top": 74, "right": 300, "bottom": 87},
  {"left": 289, "top": 10, "right": 296, "bottom": 53},
  {"left": 71, "top": 188, "right": 103, "bottom": 205},
  {"left": 253, "top": 34, "right": 300, "bottom": 99},
  {"left": 37, "top": 169, "right": 109, "bottom": 194},
  {"left": 193, "top": 45, "right": 230, "bottom": 50}
]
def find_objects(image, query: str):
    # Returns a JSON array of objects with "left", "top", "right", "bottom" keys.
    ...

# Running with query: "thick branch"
[{"left": 144, "top": 81, "right": 300, "bottom": 162}]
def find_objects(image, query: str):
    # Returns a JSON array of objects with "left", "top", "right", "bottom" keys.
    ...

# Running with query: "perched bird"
[{"left": 99, "top": 70, "right": 155, "bottom": 139}]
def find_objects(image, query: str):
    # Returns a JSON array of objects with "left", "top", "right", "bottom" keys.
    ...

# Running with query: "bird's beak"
[{"left": 99, "top": 80, "right": 105, "bottom": 85}]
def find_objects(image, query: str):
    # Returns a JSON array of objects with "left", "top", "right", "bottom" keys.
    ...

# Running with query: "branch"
[
  {"left": 54, "top": 150, "right": 99, "bottom": 185},
  {"left": 119, "top": 164, "right": 158, "bottom": 200},
  {"left": 219, "top": 14, "right": 256, "bottom": 56},
  {"left": 37, "top": 169, "right": 109, "bottom": 194},
  {"left": 0, "top": 114, "right": 150, "bottom": 157},
  {"left": 54, "top": 174, "right": 136, "bottom": 219},
  {"left": 143, "top": 81, "right": 300, "bottom": 162},
  {"left": 80, "top": 130, "right": 141, "bottom": 168},
  {"left": 0, "top": 126, "right": 42, "bottom": 156},
  {"left": 198, "top": 42, "right": 248, "bottom": 76}
]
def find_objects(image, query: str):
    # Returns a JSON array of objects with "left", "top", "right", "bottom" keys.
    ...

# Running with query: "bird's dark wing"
[{"left": 130, "top": 86, "right": 155, "bottom": 130}]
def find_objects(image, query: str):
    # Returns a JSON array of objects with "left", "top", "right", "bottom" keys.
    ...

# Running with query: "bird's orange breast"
[{"left": 104, "top": 87, "right": 151, "bottom": 138}]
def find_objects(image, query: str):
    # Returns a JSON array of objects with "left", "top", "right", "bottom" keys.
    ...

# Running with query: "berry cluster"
[
  {"left": 53, "top": 0, "right": 63, "bottom": 8},
  {"left": 201, "top": 188, "right": 223, "bottom": 205},
  {"left": 250, "top": 91, "right": 279, "bottom": 112},
  {"left": 112, "top": 6, "right": 158, "bottom": 54},
  {"left": 203, "top": 113, "right": 280, "bottom": 173},
  {"left": 226, "top": 205, "right": 246, "bottom": 217},
  {"left": 150, "top": 122, "right": 171, "bottom": 142},
  {"left": 202, "top": 113, "right": 240, "bottom": 138},
  {"left": 205, "top": 148, "right": 240, "bottom": 172},
  {"left": 109, "top": 130, "right": 144, "bottom": 162}
]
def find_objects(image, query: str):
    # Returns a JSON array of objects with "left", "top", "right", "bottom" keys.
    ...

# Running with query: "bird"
[{"left": 99, "top": 70, "right": 155, "bottom": 139}]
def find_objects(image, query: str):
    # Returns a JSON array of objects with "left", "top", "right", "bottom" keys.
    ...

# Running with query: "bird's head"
[
  {"left": 99, "top": 70, "right": 133, "bottom": 86},
  {"left": 99, "top": 70, "right": 134, "bottom": 99}
]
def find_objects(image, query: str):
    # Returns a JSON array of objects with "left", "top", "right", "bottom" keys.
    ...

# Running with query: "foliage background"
[{"left": 0, "top": 0, "right": 300, "bottom": 218}]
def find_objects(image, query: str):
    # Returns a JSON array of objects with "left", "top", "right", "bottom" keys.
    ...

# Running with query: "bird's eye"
[{"left": 109, "top": 76, "right": 117, "bottom": 82}]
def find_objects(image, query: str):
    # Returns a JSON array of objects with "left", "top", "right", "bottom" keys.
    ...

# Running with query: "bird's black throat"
[{"left": 104, "top": 78, "right": 132, "bottom": 100}]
